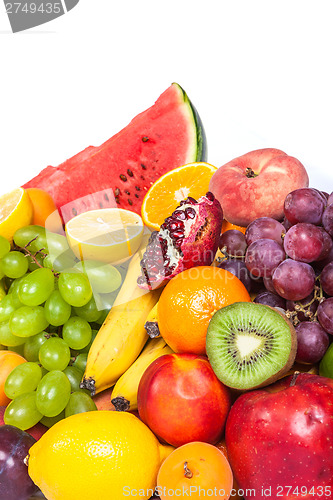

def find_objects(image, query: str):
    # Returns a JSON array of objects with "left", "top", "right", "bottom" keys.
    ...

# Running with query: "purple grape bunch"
[{"left": 219, "top": 187, "right": 333, "bottom": 367}]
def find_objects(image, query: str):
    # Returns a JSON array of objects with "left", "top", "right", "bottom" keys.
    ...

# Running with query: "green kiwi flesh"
[{"left": 206, "top": 302, "right": 297, "bottom": 390}]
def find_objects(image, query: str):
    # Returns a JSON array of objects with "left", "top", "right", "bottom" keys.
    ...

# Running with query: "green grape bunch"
[{"left": 0, "top": 226, "right": 123, "bottom": 431}]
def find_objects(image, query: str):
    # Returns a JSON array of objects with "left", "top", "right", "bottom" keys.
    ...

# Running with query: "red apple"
[
  {"left": 209, "top": 148, "right": 309, "bottom": 226},
  {"left": 225, "top": 373, "right": 333, "bottom": 500},
  {"left": 137, "top": 353, "right": 231, "bottom": 447},
  {"left": 0, "top": 405, "right": 47, "bottom": 441}
]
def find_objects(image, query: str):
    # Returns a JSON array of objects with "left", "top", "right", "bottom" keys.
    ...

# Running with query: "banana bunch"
[
  {"left": 81, "top": 235, "right": 162, "bottom": 395},
  {"left": 111, "top": 336, "right": 173, "bottom": 411}
]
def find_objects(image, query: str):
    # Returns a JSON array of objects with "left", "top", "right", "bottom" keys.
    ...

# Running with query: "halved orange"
[
  {"left": 141, "top": 162, "right": 217, "bottom": 230},
  {"left": 0, "top": 187, "right": 34, "bottom": 242},
  {"left": 221, "top": 219, "right": 247, "bottom": 234}
]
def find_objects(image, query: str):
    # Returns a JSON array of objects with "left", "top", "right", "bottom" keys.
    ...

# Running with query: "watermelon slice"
[{"left": 23, "top": 83, "right": 207, "bottom": 223}]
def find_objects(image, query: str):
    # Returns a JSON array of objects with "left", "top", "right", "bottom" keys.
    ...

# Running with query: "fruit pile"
[{"left": 0, "top": 84, "right": 332, "bottom": 500}]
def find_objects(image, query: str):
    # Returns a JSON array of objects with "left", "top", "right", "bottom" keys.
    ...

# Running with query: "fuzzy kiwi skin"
[{"left": 206, "top": 302, "right": 298, "bottom": 391}]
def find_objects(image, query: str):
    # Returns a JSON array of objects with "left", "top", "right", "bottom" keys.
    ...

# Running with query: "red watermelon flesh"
[{"left": 23, "top": 83, "right": 207, "bottom": 224}]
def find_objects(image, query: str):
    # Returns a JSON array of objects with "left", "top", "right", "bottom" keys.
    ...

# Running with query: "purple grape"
[
  {"left": 295, "top": 321, "right": 329, "bottom": 364},
  {"left": 322, "top": 203, "right": 333, "bottom": 236},
  {"left": 283, "top": 223, "right": 325, "bottom": 262},
  {"left": 321, "top": 262, "right": 333, "bottom": 296},
  {"left": 282, "top": 216, "right": 293, "bottom": 231},
  {"left": 253, "top": 290, "right": 286, "bottom": 309},
  {"left": 286, "top": 291, "right": 319, "bottom": 322},
  {"left": 0, "top": 425, "right": 39, "bottom": 500},
  {"left": 327, "top": 192, "right": 333, "bottom": 205},
  {"left": 284, "top": 187, "right": 326, "bottom": 225},
  {"left": 245, "top": 238, "right": 285, "bottom": 278},
  {"left": 317, "top": 297, "right": 333, "bottom": 334},
  {"left": 272, "top": 259, "right": 316, "bottom": 301},
  {"left": 263, "top": 275, "right": 277, "bottom": 293},
  {"left": 245, "top": 217, "right": 285, "bottom": 246},
  {"left": 218, "top": 258, "right": 252, "bottom": 292},
  {"left": 316, "top": 228, "right": 333, "bottom": 261},
  {"left": 219, "top": 230, "right": 247, "bottom": 258}
]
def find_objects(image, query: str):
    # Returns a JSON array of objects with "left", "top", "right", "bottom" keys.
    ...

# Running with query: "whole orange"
[
  {"left": 26, "top": 188, "right": 63, "bottom": 233},
  {"left": 158, "top": 266, "right": 251, "bottom": 355},
  {"left": 157, "top": 441, "right": 233, "bottom": 500},
  {"left": 0, "top": 351, "right": 26, "bottom": 406}
]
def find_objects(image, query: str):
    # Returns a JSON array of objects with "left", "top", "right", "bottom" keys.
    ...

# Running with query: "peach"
[
  {"left": 209, "top": 148, "right": 309, "bottom": 227},
  {"left": 137, "top": 353, "right": 231, "bottom": 447}
]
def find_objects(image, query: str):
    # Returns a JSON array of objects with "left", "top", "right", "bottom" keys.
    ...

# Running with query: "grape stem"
[
  {"left": 285, "top": 276, "right": 325, "bottom": 325},
  {"left": 14, "top": 239, "right": 60, "bottom": 277}
]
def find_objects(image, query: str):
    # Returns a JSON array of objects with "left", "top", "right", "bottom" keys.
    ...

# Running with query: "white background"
[{"left": 0, "top": 0, "right": 332, "bottom": 195}]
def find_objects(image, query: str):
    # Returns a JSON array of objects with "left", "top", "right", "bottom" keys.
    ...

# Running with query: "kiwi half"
[{"left": 206, "top": 302, "right": 297, "bottom": 390}]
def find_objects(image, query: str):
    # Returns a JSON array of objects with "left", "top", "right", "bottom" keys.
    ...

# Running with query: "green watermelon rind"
[{"left": 175, "top": 82, "right": 207, "bottom": 163}]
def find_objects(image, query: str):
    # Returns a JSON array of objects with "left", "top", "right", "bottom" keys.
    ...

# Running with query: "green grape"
[
  {"left": 18, "top": 267, "right": 55, "bottom": 306},
  {"left": 0, "top": 321, "right": 26, "bottom": 347},
  {"left": 4, "top": 391, "right": 43, "bottom": 430},
  {"left": 27, "top": 253, "right": 44, "bottom": 272},
  {"left": 62, "top": 316, "right": 92, "bottom": 350},
  {"left": 73, "top": 352, "right": 88, "bottom": 373},
  {"left": 75, "top": 260, "right": 122, "bottom": 294},
  {"left": 40, "top": 410, "right": 65, "bottom": 428},
  {"left": 44, "top": 249, "right": 77, "bottom": 273},
  {"left": 13, "top": 225, "right": 46, "bottom": 251},
  {"left": 44, "top": 232, "right": 70, "bottom": 258},
  {"left": 0, "top": 251, "right": 29, "bottom": 279},
  {"left": 0, "top": 266, "right": 4, "bottom": 281},
  {"left": 63, "top": 365, "right": 84, "bottom": 392},
  {"left": 7, "top": 276, "right": 25, "bottom": 308},
  {"left": 23, "top": 331, "right": 49, "bottom": 361},
  {"left": 0, "top": 294, "right": 18, "bottom": 322},
  {"left": 36, "top": 370, "right": 71, "bottom": 417},
  {"left": 4, "top": 362, "right": 43, "bottom": 399},
  {"left": 74, "top": 294, "right": 102, "bottom": 323},
  {"left": 0, "top": 235, "right": 10, "bottom": 259},
  {"left": 65, "top": 390, "right": 97, "bottom": 418},
  {"left": 9, "top": 343, "right": 25, "bottom": 355},
  {"left": 58, "top": 269, "right": 92, "bottom": 307},
  {"left": 80, "top": 329, "right": 98, "bottom": 353},
  {"left": 9, "top": 305, "right": 49, "bottom": 337},
  {"left": 44, "top": 290, "right": 71, "bottom": 326},
  {"left": 39, "top": 337, "right": 71, "bottom": 371}
]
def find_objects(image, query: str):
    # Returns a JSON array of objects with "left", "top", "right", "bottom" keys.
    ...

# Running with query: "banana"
[
  {"left": 111, "top": 336, "right": 173, "bottom": 411},
  {"left": 144, "top": 301, "right": 161, "bottom": 338},
  {"left": 81, "top": 233, "right": 162, "bottom": 395}
]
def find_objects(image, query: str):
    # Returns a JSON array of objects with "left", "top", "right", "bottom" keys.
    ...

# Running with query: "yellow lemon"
[
  {"left": 0, "top": 187, "right": 34, "bottom": 242},
  {"left": 65, "top": 208, "right": 144, "bottom": 264},
  {"left": 28, "top": 410, "right": 170, "bottom": 500}
]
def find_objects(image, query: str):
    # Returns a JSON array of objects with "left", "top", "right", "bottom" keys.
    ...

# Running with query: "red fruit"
[
  {"left": 137, "top": 353, "right": 231, "bottom": 447},
  {"left": 225, "top": 373, "right": 333, "bottom": 500},
  {"left": 22, "top": 83, "right": 206, "bottom": 223},
  {"left": 137, "top": 192, "right": 223, "bottom": 289},
  {"left": 209, "top": 148, "right": 309, "bottom": 227}
]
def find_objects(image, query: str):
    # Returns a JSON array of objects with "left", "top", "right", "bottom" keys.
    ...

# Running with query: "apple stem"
[
  {"left": 290, "top": 371, "right": 300, "bottom": 387},
  {"left": 245, "top": 167, "right": 257, "bottom": 178},
  {"left": 184, "top": 461, "right": 193, "bottom": 479}
]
